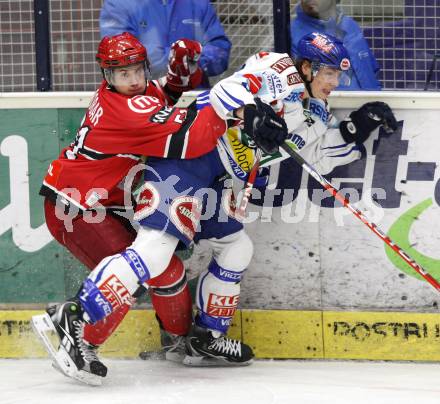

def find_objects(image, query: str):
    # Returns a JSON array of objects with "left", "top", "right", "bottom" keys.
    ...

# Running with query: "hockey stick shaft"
[
  {"left": 236, "top": 148, "right": 262, "bottom": 218},
  {"left": 280, "top": 142, "right": 440, "bottom": 292}
]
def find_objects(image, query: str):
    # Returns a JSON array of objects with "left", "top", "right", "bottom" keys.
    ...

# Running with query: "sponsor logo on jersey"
[
  {"left": 270, "top": 56, "right": 294, "bottom": 74},
  {"left": 287, "top": 133, "right": 306, "bottom": 150},
  {"left": 284, "top": 90, "right": 303, "bottom": 103},
  {"left": 150, "top": 106, "right": 175, "bottom": 124},
  {"left": 170, "top": 195, "right": 202, "bottom": 240},
  {"left": 133, "top": 182, "right": 160, "bottom": 221},
  {"left": 263, "top": 72, "right": 284, "bottom": 98},
  {"left": 99, "top": 274, "right": 132, "bottom": 309},
  {"left": 207, "top": 293, "right": 239, "bottom": 317},
  {"left": 287, "top": 72, "right": 302, "bottom": 86},
  {"left": 226, "top": 128, "right": 253, "bottom": 173},
  {"left": 128, "top": 95, "right": 160, "bottom": 114},
  {"left": 309, "top": 100, "right": 329, "bottom": 123}
]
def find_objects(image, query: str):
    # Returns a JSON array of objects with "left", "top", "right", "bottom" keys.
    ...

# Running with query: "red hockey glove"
[{"left": 166, "top": 39, "right": 203, "bottom": 92}]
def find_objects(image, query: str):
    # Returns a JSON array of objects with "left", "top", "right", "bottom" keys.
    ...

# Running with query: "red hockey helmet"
[{"left": 96, "top": 32, "right": 148, "bottom": 69}]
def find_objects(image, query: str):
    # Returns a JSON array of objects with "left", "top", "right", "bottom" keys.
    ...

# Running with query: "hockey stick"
[
  {"left": 280, "top": 142, "right": 440, "bottom": 292},
  {"left": 236, "top": 148, "right": 263, "bottom": 219}
]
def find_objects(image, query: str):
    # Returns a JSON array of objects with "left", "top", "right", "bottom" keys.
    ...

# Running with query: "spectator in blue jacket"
[
  {"left": 100, "top": 0, "right": 231, "bottom": 85},
  {"left": 291, "top": 0, "right": 381, "bottom": 90}
]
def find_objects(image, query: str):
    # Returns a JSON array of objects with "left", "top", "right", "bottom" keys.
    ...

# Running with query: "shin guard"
[
  {"left": 83, "top": 304, "right": 130, "bottom": 346},
  {"left": 148, "top": 255, "right": 192, "bottom": 336}
]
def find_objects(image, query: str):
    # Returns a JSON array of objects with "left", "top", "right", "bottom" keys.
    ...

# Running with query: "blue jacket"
[
  {"left": 100, "top": 0, "right": 231, "bottom": 79},
  {"left": 290, "top": 5, "right": 381, "bottom": 90}
]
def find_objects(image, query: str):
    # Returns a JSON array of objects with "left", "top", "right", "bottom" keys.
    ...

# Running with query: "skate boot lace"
[
  {"left": 208, "top": 336, "right": 242, "bottom": 357},
  {"left": 163, "top": 335, "right": 186, "bottom": 352},
  {"left": 73, "top": 320, "right": 99, "bottom": 363}
]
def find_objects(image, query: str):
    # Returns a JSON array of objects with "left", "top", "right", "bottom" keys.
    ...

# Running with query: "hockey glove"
[
  {"left": 339, "top": 101, "right": 398, "bottom": 145},
  {"left": 166, "top": 39, "right": 203, "bottom": 92},
  {"left": 243, "top": 98, "right": 288, "bottom": 155}
]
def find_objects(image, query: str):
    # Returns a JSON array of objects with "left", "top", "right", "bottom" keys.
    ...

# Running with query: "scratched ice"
[{"left": 2, "top": 359, "right": 440, "bottom": 404}]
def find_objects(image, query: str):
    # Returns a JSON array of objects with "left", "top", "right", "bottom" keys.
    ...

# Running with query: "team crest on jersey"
[
  {"left": 270, "top": 56, "right": 294, "bottom": 74},
  {"left": 128, "top": 95, "right": 160, "bottom": 114},
  {"left": 170, "top": 195, "right": 202, "bottom": 240},
  {"left": 133, "top": 182, "right": 160, "bottom": 221}
]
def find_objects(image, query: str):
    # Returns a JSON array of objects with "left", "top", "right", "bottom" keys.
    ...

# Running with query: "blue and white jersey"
[{"left": 207, "top": 51, "right": 361, "bottom": 180}]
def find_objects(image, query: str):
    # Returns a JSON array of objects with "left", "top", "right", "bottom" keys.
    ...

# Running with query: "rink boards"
[
  {"left": 2, "top": 309, "right": 440, "bottom": 360},
  {"left": 1, "top": 91, "right": 440, "bottom": 360}
]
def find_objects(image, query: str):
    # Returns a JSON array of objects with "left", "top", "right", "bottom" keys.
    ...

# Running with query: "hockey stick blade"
[
  {"left": 31, "top": 314, "right": 102, "bottom": 386},
  {"left": 280, "top": 142, "right": 440, "bottom": 292}
]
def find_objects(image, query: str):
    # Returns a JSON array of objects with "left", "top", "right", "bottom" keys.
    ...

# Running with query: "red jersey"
[{"left": 41, "top": 80, "right": 227, "bottom": 210}]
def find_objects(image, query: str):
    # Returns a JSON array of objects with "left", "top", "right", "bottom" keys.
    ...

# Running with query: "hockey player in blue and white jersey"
[
  {"left": 181, "top": 32, "right": 397, "bottom": 364},
  {"left": 210, "top": 31, "right": 397, "bottom": 183},
  {"left": 32, "top": 32, "right": 397, "bottom": 384}
]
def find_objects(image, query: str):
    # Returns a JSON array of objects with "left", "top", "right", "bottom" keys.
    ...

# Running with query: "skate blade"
[
  {"left": 31, "top": 314, "right": 102, "bottom": 386},
  {"left": 138, "top": 350, "right": 166, "bottom": 361},
  {"left": 165, "top": 350, "right": 185, "bottom": 363},
  {"left": 182, "top": 354, "right": 253, "bottom": 367},
  {"left": 138, "top": 350, "right": 184, "bottom": 363}
]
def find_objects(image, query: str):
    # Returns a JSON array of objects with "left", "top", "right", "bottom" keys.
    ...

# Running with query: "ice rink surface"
[{"left": 1, "top": 359, "right": 440, "bottom": 404}]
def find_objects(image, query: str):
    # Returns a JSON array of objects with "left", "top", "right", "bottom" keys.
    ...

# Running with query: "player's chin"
[
  {"left": 322, "top": 87, "right": 335, "bottom": 99},
  {"left": 129, "top": 88, "right": 145, "bottom": 96}
]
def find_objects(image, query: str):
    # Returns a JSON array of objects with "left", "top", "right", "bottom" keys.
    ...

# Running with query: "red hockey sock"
[
  {"left": 148, "top": 255, "right": 192, "bottom": 336},
  {"left": 83, "top": 303, "right": 130, "bottom": 346}
]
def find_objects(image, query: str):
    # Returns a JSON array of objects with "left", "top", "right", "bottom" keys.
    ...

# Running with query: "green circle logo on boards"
[{"left": 386, "top": 198, "right": 440, "bottom": 281}]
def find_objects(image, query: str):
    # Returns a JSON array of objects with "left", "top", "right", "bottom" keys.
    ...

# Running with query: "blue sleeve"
[
  {"left": 99, "top": 0, "right": 139, "bottom": 37},
  {"left": 197, "top": 1, "right": 231, "bottom": 76},
  {"left": 344, "top": 19, "right": 382, "bottom": 89}
]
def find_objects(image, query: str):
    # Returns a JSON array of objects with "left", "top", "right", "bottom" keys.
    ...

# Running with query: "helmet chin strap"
[
  {"left": 295, "top": 60, "right": 316, "bottom": 125},
  {"left": 296, "top": 60, "right": 315, "bottom": 98}
]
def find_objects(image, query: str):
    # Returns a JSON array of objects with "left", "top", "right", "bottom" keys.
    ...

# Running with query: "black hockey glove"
[
  {"left": 243, "top": 98, "right": 288, "bottom": 155},
  {"left": 339, "top": 101, "right": 398, "bottom": 145}
]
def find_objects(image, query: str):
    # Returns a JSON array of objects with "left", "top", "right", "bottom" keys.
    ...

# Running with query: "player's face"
[
  {"left": 112, "top": 63, "right": 147, "bottom": 96},
  {"left": 310, "top": 66, "right": 341, "bottom": 100},
  {"left": 301, "top": 0, "right": 335, "bottom": 19}
]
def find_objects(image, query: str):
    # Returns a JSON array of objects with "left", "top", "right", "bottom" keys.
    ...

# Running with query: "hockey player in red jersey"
[
  {"left": 35, "top": 32, "right": 231, "bottom": 384},
  {"left": 32, "top": 32, "right": 286, "bottom": 385}
]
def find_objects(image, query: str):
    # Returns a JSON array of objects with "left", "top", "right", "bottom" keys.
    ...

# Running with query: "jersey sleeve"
[
  {"left": 281, "top": 98, "right": 361, "bottom": 174},
  {"left": 209, "top": 52, "right": 304, "bottom": 120}
]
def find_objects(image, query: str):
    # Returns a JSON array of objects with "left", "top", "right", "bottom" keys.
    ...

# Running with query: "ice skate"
[
  {"left": 139, "top": 327, "right": 186, "bottom": 362},
  {"left": 183, "top": 325, "right": 254, "bottom": 367},
  {"left": 31, "top": 300, "right": 107, "bottom": 386}
]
